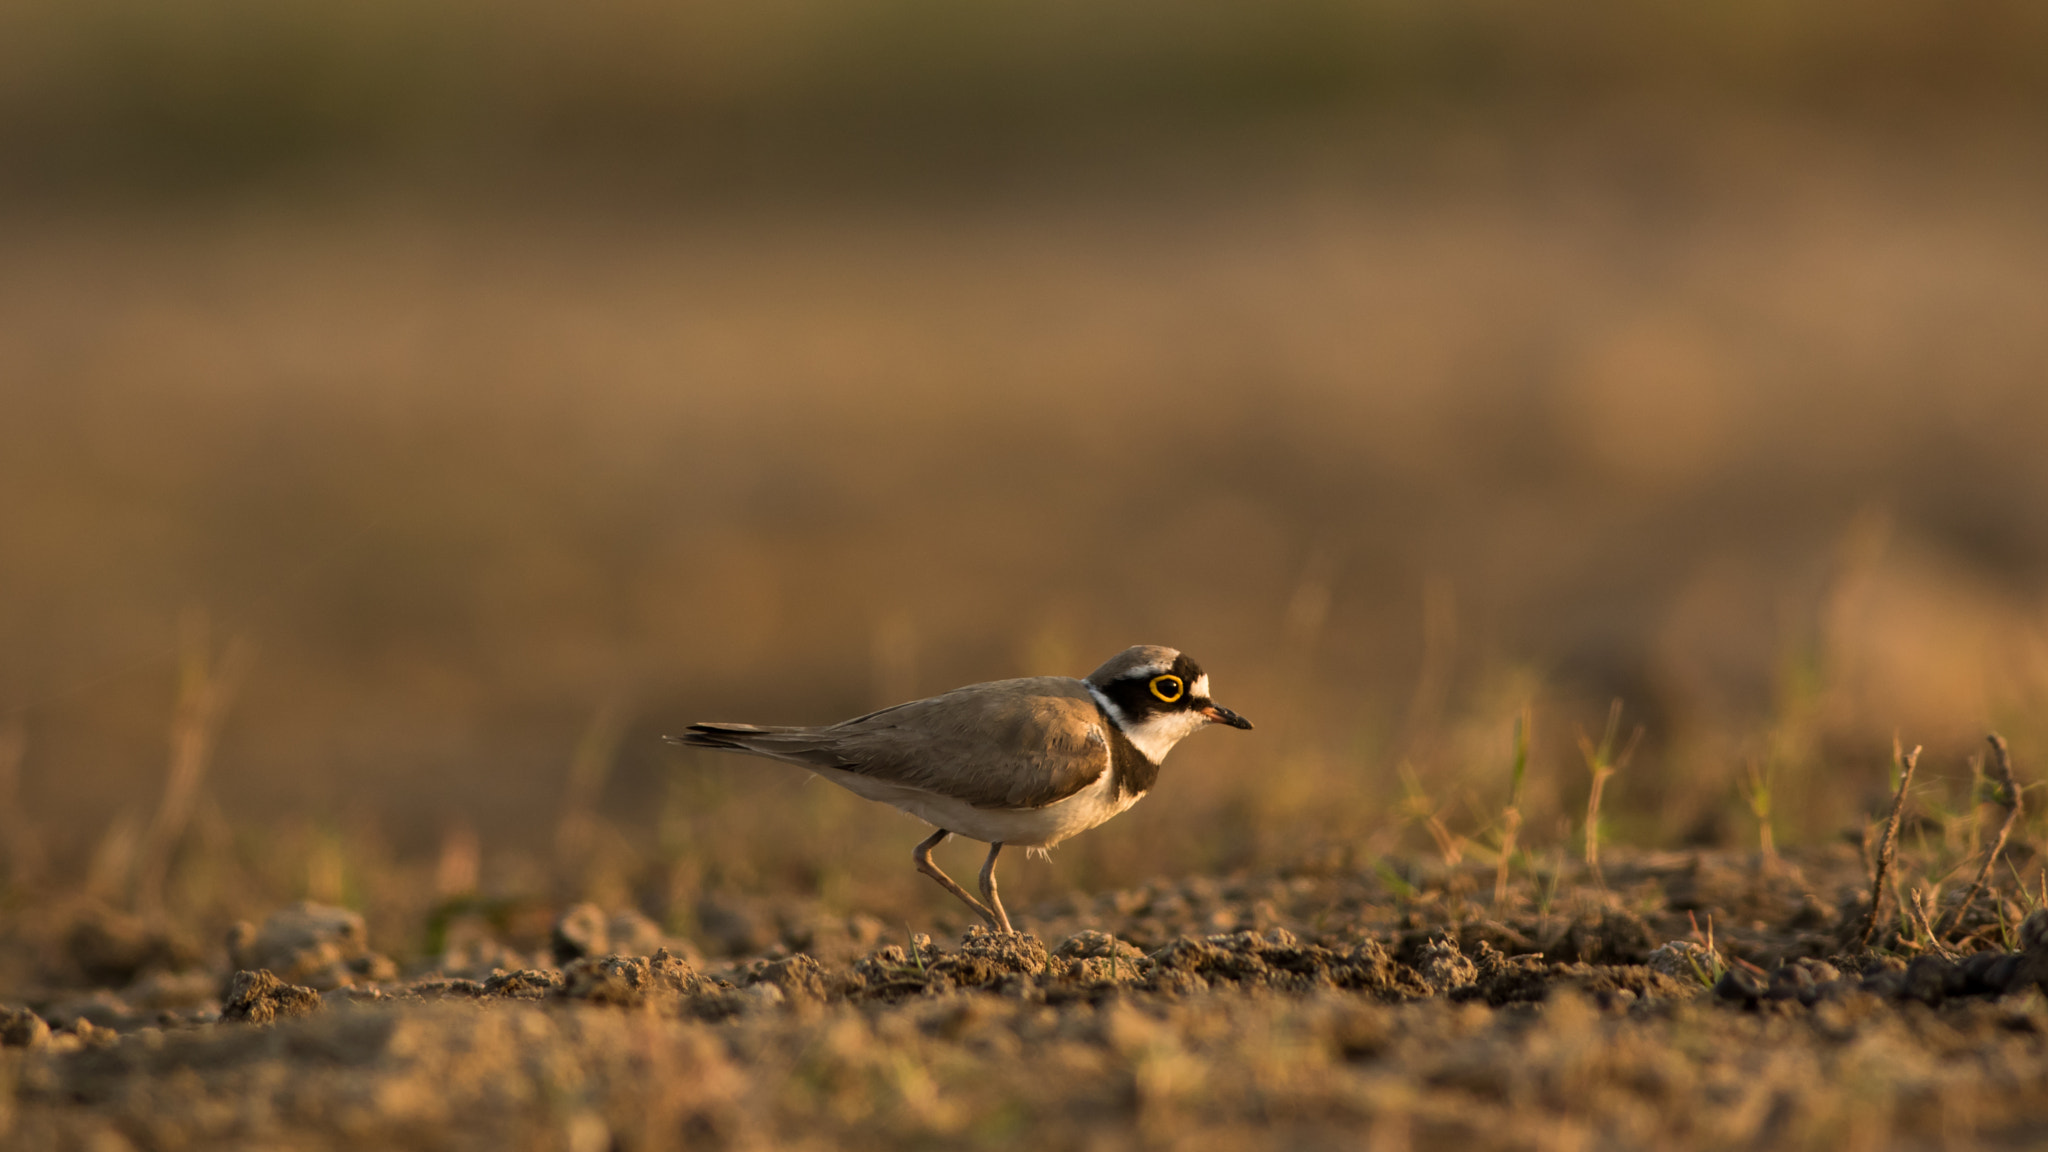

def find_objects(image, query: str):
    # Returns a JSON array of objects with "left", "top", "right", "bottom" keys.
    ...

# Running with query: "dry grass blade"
[
  {"left": 1909, "top": 884, "right": 1955, "bottom": 957},
  {"left": 1860, "top": 738, "right": 1922, "bottom": 948},
  {"left": 1936, "top": 732, "right": 2025, "bottom": 938},
  {"left": 1397, "top": 762, "right": 1465, "bottom": 867},
  {"left": 1494, "top": 707, "right": 1530, "bottom": 906},
  {"left": 1577, "top": 699, "right": 1642, "bottom": 886},
  {"left": 132, "top": 609, "right": 256, "bottom": 918},
  {"left": 1741, "top": 756, "right": 1776, "bottom": 862}
]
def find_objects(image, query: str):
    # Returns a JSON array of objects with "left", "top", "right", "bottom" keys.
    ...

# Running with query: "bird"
[{"left": 665, "top": 645, "right": 1252, "bottom": 933}]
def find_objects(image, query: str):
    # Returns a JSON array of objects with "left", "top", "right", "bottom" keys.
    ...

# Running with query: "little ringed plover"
[{"left": 666, "top": 645, "right": 1251, "bottom": 933}]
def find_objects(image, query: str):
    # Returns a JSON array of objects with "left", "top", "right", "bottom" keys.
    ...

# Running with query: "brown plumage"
[{"left": 677, "top": 677, "right": 1113, "bottom": 810}]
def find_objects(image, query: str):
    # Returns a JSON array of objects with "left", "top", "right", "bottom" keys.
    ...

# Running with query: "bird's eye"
[{"left": 1149, "top": 675, "right": 1184, "bottom": 703}]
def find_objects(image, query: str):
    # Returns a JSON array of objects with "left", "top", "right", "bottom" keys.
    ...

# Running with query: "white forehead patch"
[{"left": 1190, "top": 673, "right": 1210, "bottom": 698}]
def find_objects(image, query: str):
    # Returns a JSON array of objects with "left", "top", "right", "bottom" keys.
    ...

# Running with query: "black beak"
[{"left": 1200, "top": 702, "right": 1254, "bottom": 730}]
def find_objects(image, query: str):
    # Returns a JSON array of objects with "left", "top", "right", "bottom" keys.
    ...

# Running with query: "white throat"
[{"left": 1087, "top": 684, "right": 1209, "bottom": 765}]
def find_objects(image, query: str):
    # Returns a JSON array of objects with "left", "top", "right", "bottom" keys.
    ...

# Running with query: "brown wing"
[
  {"left": 670, "top": 677, "right": 1112, "bottom": 809},
  {"left": 824, "top": 676, "right": 1110, "bottom": 809}
]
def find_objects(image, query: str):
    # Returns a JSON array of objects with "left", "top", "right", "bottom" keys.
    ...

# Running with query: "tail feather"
[
  {"left": 663, "top": 723, "right": 852, "bottom": 770},
  {"left": 664, "top": 722, "right": 782, "bottom": 749}
]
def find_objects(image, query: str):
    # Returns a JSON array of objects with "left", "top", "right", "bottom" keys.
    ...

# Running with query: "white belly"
[{"left": 807, "top": 765, "right": 1142, "bottom": 849}]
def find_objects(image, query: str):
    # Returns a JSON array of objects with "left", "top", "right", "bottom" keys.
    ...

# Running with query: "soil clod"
[
  {"left": 226, "top": 902, "right": 395, "bottom": 991},
  {"left": 221, "top": 969, "right": 324, "bottom": 1025},
  {"left": 1, "top": 1006, "right": 50, "bottom": 1048}
]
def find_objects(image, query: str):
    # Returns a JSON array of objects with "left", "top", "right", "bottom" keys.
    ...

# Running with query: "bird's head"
[{"left": 1084, "top": 645, "right": 1252, "bottom": 763}]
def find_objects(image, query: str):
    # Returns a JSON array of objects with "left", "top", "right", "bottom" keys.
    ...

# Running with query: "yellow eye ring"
[{"left": 1149, "top": 674, "right": 1184, "bottom": 703}]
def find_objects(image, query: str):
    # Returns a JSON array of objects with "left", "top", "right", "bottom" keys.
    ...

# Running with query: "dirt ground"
[
  {"left": 7, "top": 5, "right": 2048, "bottom": 1150},
  {"left": 8, "top": 846, "right": 2048, "bottom": 1152}
]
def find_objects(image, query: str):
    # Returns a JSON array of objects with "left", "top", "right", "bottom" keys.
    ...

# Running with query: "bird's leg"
[
  {"left": 978, "top": 842, "right": 1014, "bottom": 934},
  {"left": 912, "top": 828, "right": 998, "bottom": 928}
]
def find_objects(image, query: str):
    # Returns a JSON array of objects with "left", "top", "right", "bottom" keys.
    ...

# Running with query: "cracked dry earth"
[{"left": 9, "top": 849, "right": 2048, "bottom": 1151}]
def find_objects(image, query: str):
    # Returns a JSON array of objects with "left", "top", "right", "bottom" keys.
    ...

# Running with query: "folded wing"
[{"left": 671, "top": 676, "right": 1110, "bottom": 810}]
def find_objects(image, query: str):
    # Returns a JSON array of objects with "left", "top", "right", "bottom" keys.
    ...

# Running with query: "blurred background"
[{"left": 4, "top": 0, "right": 2048, "bottom": 948}]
